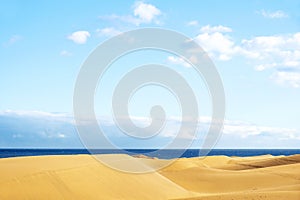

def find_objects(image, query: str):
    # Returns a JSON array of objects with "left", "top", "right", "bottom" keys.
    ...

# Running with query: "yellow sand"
[{"left": 0, "top": 154, "right": 299, "bottom": 200}]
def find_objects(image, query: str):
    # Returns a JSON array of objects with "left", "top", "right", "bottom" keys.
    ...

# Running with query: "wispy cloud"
[
  {"left": 200, "top": 25, "right": 232, "bottom": 33},
  {"left": 96, "top": 27, "right": 122, "bottom": 37},
  {"left": 8, "top": 35, "right": 22, "bottom": 44},
  {"left": 167, "top": 56, "right": 192, "bottom": 68},
  {"left": 271, "top": 71, "right": 300, "bottom": 88},
  {"left": 0, "top": 110, "right": 73, "bottom": 123},
  {"left": 67, "top": 31, "right": 90, "bottom": 44},
  {"left": 60, "top": 50, "right": 72, "bottom": 57},
  {"left": 259, "top": 9, "right": 288, "bottom": 19},
  {"left": 100, "top": 1, "right": 162, "bottom": 26},
  {"left": 3, "top": 35, "right": 22, "bottom": 47},
  {"left": 187, "top": 20, "right": 198, "bottom": 26}
]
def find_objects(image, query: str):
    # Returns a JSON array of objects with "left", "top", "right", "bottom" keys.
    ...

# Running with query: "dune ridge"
[{"left": 0, "top": 154, "right": 299, "bottom": 200}]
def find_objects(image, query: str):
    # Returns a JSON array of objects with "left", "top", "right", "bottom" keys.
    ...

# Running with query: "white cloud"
[
  {"left": 60, "top": 50, "right": 72, "bottom": 57},
  {"left": 194, "top": 25, "right": 235, "bottom": 61},
  {"left": 259, "top": 9, "right": 288, "bottom": 19},
  {"left": 139, "top": 115, "right": 300, "bottom": 142},
  {"left": 240, "top": 36, "right": 286, "bottom": 61},
  {"left": 222, "top": 120, "right": 298, "bottom": 139},
  {"left": 100, "top": 2, "right": 162, "bottom": 26},
  {"left": 67, "top": 31, "right": 90, "bottom": 44},
  {"left": 167, "top": 56, "right": 192, "bottom": 67},
  {"left": 193, "top": 25, "right": 300, "bottom": 87},
  {"left": 239, "top": 33, "right": 300, "bottom": 72},
  {"left": 133, "top": 1, "right": 161, "bottom": 24},
  {"left": 195, "top": 31, "right": 236, "bottom": 61},
  {"left": 96, "top": 27, "right": 122, "bottom": 37},
  {"left": 187, "top": 20, "right": 198, "bottom": 26},
  {"left": 99, "top": 114, "right": 300, "bottom": 141},
  {"left": 200, "top": 25, "right": 232, "bottom": 33},
  {"left": 0, "top": 110, "right": 73, "bottom": 123},
  {"left": 57, "top": 133, "right": 66, "bottom": 138},
  {"left": 195, "top": 26, "right": 300, "bottom": 66}
]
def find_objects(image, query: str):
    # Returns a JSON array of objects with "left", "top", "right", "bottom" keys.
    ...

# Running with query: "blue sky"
[{"left": 1, "top": 0, "right": 300, "bottom": 148}]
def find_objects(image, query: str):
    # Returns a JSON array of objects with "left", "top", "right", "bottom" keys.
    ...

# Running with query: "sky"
[{"left": 0, "top": 0, "right": 300, "bottom": 148}]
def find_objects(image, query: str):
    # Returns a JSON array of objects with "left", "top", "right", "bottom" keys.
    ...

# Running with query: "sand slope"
[
  {"left": 0, "top": 154, "right": 299, "bottom": 200},
  {"left": 0, "top": 154, "right": 191, "bottom": 200}
]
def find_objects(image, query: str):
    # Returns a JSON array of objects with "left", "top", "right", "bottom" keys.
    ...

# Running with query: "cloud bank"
[{"left": 0, "top": 110, "right": 299, "bottom": 149}]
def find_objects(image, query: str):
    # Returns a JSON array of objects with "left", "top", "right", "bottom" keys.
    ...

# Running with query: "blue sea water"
[{"left": 0, "top": 149, "right": 299, "bottom": 159}]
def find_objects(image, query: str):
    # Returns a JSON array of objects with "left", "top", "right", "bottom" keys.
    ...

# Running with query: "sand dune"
[{"left": 0, "top": 154, "right": 299, "bottom": 200}]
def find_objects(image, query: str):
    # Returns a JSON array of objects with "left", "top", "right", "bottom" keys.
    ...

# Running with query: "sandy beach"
[{"left": 0, "top": 154, "right": 299, "bottom": 200}]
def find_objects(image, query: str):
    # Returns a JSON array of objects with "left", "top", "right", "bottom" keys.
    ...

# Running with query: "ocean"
[{"left": 0, "top": 149, "right": 299, "bottom": 159}]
